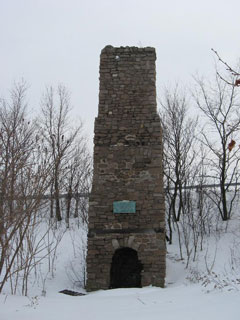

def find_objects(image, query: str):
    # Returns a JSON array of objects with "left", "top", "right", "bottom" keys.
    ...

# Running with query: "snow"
[
  {"left": 1, "top": 212, "right": 240, "bottom": 319},
  {"left": 1, "top": 285, "right": 239, "bottom": 320}
]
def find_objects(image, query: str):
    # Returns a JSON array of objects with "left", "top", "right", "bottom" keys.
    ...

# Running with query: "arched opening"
[{"left": 110, "top": 247, "right": 143, "bottom": 289}]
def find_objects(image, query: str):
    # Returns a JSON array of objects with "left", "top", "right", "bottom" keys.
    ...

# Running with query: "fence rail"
[
  {"left": 1, "top": 192, "right": 90, "bottom": 201},
  {"left": 3, "top": 182, "right": 240, "bottom": 201},
  {"left": 165, "top": 182, "right": 240, "bottom": 191}
]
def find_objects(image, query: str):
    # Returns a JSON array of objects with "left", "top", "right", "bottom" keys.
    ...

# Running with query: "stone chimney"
[{"left": 86, "top": 46, "right": 165, "bottom": 291}]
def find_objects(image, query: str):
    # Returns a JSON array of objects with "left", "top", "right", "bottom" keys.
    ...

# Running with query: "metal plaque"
[{"left": 113, "top": 201, "right": 136, "bottom": 214}]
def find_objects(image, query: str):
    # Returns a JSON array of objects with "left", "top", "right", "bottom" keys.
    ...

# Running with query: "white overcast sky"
[{"left": 1, "top": 0, "right": 240, "bottom": 150}]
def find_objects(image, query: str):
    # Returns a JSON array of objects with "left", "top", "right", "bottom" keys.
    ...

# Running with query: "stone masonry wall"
[{"left": 86, "top": 46, "right": 165, "bottom": 291}]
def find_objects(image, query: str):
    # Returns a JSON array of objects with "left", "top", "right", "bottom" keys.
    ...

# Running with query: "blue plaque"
[{"left": 113, "top": 201, "right": 136, "bottom": 214}]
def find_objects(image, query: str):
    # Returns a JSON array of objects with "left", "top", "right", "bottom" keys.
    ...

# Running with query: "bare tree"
[
  {"left": 64, "top": 140, "right": 92, "bottom": 227},
  {"left": 40, "top": 85, "right": 85, "bottom": 222},
  {"left": 0, "top": 82, "right": 91, "bottom": 295},
  {"left": 159, "top": 86, "right": 198, "bottom": 244},
  {"left": 194, "top": 73, "right": 240, "bottom": 220},
  {"left": 211, "top": 49, "right": 240, "bottom": 87},
  {"left": 0, "top": 82, "right": 51, "bottom": 293}
]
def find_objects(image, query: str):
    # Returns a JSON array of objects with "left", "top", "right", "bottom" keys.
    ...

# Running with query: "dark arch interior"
[{"left": 110, "top": 247, "right": 143, "bottom": 289}]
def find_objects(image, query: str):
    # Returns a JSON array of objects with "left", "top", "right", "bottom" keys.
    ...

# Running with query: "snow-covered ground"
[
  {"left": 1, "top": 214, "right": 240, "bottom": 319},
  {"left": 1, "top": 284, "right": 239, "bottom": 320}
]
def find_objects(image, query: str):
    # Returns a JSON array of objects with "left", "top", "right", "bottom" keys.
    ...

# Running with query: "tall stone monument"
[{"left": 86, "top": 46, "right": 165, "bottom": 291}]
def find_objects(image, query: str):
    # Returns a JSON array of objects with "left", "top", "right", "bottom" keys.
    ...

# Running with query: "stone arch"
[{"left": 110, "top": 247, "right": 143, "bottom": 289}]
